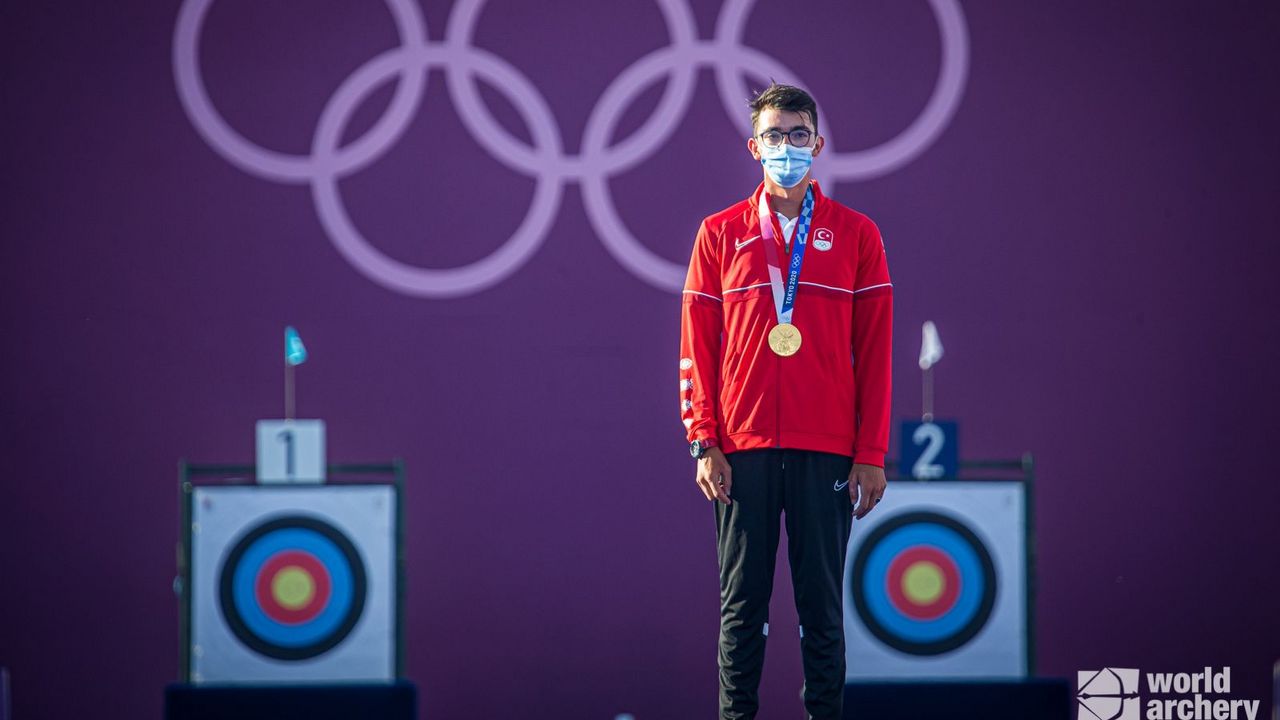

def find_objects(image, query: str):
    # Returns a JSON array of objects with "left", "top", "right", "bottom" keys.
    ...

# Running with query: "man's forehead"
[{"left": 756, "top": 106, "right": 813, "bottom": 129}]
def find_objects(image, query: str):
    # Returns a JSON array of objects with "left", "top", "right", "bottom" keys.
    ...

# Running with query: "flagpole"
[
  {"left": 283, "top": 325, "right": 306, "bottom": 421},
  {"left": 285, "top": 362, "right": 295, "bottom": 421},
  {"left": 922, "top": 365, "right": 933, "bottom": 423}
]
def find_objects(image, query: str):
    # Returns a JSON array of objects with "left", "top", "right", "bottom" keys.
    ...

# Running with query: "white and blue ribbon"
[{"left": 758, "top": 185, "right": 815, "bottom": 325}]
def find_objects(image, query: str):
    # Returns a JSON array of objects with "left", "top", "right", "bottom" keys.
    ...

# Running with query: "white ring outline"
[
  {"left": 173, "top": 0, "right": 429, "bottom": 183},
  {"left": 581, "top": 41, "right": 810, "bottom": 290},
  {"left": 172, "top": 0, "right": 969, "bottom": 296},
  {"left": 310, "top": 44, "right": 563, "bottom": 298},
  {"left": 715, "top": 0, "right": 971, "bottom": 180},
  {"left": 444, "top": 0, "right": 699, "bottom": 180}
]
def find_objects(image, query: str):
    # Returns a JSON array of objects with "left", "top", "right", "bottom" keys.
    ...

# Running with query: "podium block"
[{"left": 165, "top": 682, "right": 417, "bottom": 720}]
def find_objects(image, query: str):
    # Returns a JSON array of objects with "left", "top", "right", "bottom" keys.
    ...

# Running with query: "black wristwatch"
[{"left": 690, "top": 439, "right": 717, "bottom": 459}]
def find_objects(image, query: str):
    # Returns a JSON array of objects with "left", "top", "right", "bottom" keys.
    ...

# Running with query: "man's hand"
[
  {"left": 695, "top": 447, "right": 733, "bottom": 504},
  {"left": 849, "top": 463, "right": 886, "bottom": 519}
]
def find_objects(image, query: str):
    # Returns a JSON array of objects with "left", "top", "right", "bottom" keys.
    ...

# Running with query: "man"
[{"left": 678, "top": 83, "right": 893, "bottom": 719}]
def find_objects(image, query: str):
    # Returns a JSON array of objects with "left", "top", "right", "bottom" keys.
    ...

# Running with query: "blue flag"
[{"left": 284, "top": 326, "right": 307, "bottom": 366}]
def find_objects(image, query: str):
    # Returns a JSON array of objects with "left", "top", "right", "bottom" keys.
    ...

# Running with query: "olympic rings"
[
  {"left": 173, "top": 0, "right": 969, "bottom": 297},
  {"left": 173, "top": 0, "right": 429, "bottom": 183},
  {"left": 309, "top": 44, "right": 564, "bottom": 297}
]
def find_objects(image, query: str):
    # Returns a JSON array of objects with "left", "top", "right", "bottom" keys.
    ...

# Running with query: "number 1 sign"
[{"left": 256, "top": 420, "right": 326, "bottom": 484}]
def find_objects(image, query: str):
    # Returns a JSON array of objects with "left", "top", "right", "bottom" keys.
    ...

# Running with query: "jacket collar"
[{"left": 746, "top": 178, "right": 827, "bottom": 214}]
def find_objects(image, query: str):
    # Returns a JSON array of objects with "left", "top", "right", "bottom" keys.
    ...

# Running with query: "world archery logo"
[
  {"left": 1077, "top": 668, "right": 1141, "bottom": 720},
  {"left": 1077, "top": 666, "right": 1261, "bottom": 720}
]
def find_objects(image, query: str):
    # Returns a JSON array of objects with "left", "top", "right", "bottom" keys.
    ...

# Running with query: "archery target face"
[
  {"left": 219, "top": 515, "right": 366, "bottom": 660},
  {"left": 844, "top": 482, "right": 1026, "bottom": 679},
  {"left": 852, "top": 511, "right": 996, "bottom": 655},
  {"left": 190, "top": 485, "right": 395, "bottom": 683}
]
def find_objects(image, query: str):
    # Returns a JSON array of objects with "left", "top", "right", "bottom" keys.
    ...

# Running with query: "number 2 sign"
[{"left": 898, "top": 420, "right": 959, "bottom": 480}]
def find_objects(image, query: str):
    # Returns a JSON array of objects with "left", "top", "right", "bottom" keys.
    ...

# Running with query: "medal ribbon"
[{"left": 757, "top": 185, "right": 815, "bottom": 326}]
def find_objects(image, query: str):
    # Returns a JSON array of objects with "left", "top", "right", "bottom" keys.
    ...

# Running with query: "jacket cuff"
[
  {"left": 853, "top": 449, "right": 885, "bottom": 468},
  {"left": 691, "top": 430, "right": 719, "bottom": 446}
]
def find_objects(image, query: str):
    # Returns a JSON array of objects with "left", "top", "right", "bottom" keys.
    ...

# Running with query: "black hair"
[{"left": 748, "top": 82, "right": 819, "bottom": 136}]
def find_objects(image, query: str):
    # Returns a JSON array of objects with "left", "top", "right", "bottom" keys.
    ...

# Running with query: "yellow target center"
[
  {"left": 271, "top": 566, "right": 316, "bottom": 609},
  {"left": 901, "top": 561, "right": 945, "bottom": 604}
]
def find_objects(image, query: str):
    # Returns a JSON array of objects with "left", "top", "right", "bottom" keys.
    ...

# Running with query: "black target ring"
[
  {"left": 218, "top": 515, "right": 367, "bottom": 661},
  {"left": 850, "top": 511, "right": 997, "bottom": 656}
]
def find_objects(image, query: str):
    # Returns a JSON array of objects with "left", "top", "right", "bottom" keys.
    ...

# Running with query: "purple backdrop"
[{"left": 2, "top": 1, "right": 1278, "bottom": 718}]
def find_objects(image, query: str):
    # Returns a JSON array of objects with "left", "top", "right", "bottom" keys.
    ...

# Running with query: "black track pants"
[{"left": 714, "top": 448, "right": 854, "bottom": 720}]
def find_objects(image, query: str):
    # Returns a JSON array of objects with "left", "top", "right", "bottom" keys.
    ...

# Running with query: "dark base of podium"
[
  {"left": 843, "top": 678, "right": 1072, "bottom": 720},
  {"left": 165, "top": 682, "right": 417, "bottom": 720}
]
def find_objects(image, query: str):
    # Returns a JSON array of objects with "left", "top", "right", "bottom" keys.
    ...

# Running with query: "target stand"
[
  {"left": 838, "top": 455, "right": 1066, "bottom": 720},
  {"left": 175, "top": 461, "right": 405, "bottom": 688},
  {"left": 845, "top": 455, "right": 1035, "bottom": 678}
]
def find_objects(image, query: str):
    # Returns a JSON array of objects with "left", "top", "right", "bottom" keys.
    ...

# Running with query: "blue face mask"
[{"left": 759, "top": 142, "right": 814, "bottom": 188}]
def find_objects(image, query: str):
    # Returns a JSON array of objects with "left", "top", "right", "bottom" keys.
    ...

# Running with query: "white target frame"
[
  {"left": 183, "top": 481, "right": 399, "bottom": 684},
  {"left": 843, "top": 480, "right": 1029, "bottom": 679}
]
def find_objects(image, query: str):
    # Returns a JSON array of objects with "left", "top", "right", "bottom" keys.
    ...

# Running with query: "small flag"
[
  {"left": 285, "top": 326, "right": 307, "bottom": 366},
  {"left": 919, "top": 321, "right": 944, "bottom": 370}
]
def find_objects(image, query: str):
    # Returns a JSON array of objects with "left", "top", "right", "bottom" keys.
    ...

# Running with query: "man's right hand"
[{"left": 695, "top": 447, "right": 732, "bottom": 504}]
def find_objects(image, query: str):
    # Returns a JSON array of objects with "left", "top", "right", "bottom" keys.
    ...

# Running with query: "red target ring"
[
  {"left": 253, "top": 550, "right": 332, "bottom": 625},
  {"left": 885, "top": 545, "right": 961, "bottom": 620}
]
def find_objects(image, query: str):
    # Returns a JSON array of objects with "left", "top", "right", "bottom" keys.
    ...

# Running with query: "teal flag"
[{"left": 284, "top": 326, "right": 307, "bottom": 366}]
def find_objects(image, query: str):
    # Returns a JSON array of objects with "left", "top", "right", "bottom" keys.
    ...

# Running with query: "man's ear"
[
  {"left": 747, "top": 136, "right": 761, "bottom": 161},
  {"left": 812, "top": 135, "right": 825, "bottom": 158}
]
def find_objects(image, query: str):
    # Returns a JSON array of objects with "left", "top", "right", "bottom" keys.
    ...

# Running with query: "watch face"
[{"left": 690, "top": 440, "right": 702, "bottom": 458}]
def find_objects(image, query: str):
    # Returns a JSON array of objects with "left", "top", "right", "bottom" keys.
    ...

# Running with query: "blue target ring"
[
  {"left": 862, "top": 524, "right": 984, "bottom": 642},
  {"left": 850, "top": 511, "right": 996, "bottom": 655},
  {"left": 231, "top": 528, "right": 354, "bottom": 647},
  {"left": 218, "top": 515, "right": 367, "bottom": 660}
]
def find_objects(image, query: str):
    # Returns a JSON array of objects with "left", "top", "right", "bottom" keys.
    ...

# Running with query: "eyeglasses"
[{"left": 756, "top": 128, "right": 813, "bottom": 148}]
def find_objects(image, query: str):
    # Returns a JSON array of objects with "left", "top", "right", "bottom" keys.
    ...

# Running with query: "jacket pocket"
[
  {"left": 720, "top": 348, "right": 746, "bottom": 433},
  {"left": 721, "top": 349, "right": 743, "bottom": 393}
]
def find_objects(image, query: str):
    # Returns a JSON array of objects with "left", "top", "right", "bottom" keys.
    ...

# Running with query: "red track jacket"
[{"left": 679, "top": 180, "right": 893, "bottom": 467}]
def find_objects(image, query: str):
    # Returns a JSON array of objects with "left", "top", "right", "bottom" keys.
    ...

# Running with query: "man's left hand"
[{"left": 848, "top": 463, "right": 886, "bottom": 519}]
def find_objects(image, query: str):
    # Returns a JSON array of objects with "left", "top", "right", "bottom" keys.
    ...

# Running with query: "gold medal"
[{"left": 768, "top": 323, "right": 802, "bottom": 357}]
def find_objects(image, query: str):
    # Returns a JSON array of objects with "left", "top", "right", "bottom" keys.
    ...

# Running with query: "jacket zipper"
[
  {"left": 774, "top": 350, "right": 782, "bottom": 448},
  {"left": 774, "top": 214, "right": 784, "bottom": 449}
]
